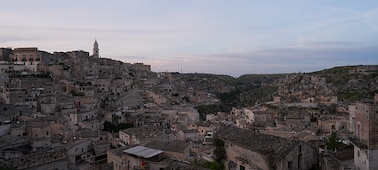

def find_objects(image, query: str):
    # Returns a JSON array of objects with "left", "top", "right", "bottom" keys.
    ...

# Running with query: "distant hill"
[
  {"left": 309, "top": 65, "right": 378, "bottom": 102},
  {"left": 176, "top": 65, "right": 378, "bottom": 109},
  {"left": 237, "top": 74, "right": 286, "bottom": 85}
]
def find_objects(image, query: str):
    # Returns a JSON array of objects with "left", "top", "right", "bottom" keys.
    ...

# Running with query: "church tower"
[{"left": 93, "top": 39, "right": 99, "bottom": 58}]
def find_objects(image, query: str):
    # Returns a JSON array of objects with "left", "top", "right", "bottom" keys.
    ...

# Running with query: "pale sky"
[{"left": 1, "top": 0, "right": 377, "bottom": 77}]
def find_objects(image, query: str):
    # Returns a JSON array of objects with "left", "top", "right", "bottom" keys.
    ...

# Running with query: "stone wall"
[
  {"left": 224, "top": 141, "right": 270, "bottom": 170},
  {"left": 355, "top": 103, "right": 370, "bottom": 143}
]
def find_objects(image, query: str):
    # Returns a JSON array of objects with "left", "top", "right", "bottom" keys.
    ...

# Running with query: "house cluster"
[
  {"left": 0, "top": 44, "right": 377, "bottom": 170},
  {"left": 208, "top": 96, "right": 378, "bottom": 169}
]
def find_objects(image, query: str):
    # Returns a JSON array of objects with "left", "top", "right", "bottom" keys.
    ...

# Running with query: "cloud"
[
  {"left": 1, "top": 0, "right": 377, "bottom": 77},
  {"left": 364, "top": 8, "right": 378, "bottom": 32},
  {"left": 124, "top": 43, "right": 378, "bottom": 77}
]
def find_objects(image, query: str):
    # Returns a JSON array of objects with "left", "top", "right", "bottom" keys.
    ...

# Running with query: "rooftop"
[
  {"left": 123, "top": 146, "right": 163, "bottom": 158},
  {"left": 0, "top": 135, "right": 30, "bottom": 148},
  {"left": 216, "top": 125, "right": 298, "bottom": 157},
  {"left": 144, "top": 140, "right": 190, "bottom": 153},
  {"left": 121, "top": 125, "right": 171, "bottom": 140},
  {"left": 5, "top": 149, "right": 66, "bottom": 169}
]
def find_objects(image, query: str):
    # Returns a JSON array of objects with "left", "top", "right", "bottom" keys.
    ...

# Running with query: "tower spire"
[{"left": 93, "top": 38, "right": 99, "bottom": 58}]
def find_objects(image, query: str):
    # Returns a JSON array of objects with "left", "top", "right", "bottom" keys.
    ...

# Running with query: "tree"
[
  {"left": 202, "top": 161, "right": 225, "bottom": 170},
  {"left": 103, "top": 121, "right": 115, "bottom": 132},
  {"left": 325, "top": 131, "right": 343, "bottom": 152},
  {"left": 214, "top": 138, "right": 226, "bottom": 162}
]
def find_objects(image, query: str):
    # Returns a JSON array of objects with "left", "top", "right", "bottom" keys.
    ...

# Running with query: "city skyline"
[{"left": 1, "top": 0, "right": 378, "bottom": 77}]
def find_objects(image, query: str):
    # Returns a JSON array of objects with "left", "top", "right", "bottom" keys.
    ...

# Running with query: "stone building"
[
  {"left": 317, "top": 114, "right": 349, "bottom": 134},
  {"left": 107, "top": 145, "right": 167, "bottom": 170},
  {"left": 119, "top": 125, "right": 175, "bottom": 146},
  {"left": 64, "top": 139, "right": 92, "bottom": 166},
  {"left": 217, "top": 125, "right": 317, "bottom": 170},
  {"left": 0, "top": 48, "right": 12, "bottom": 61},
  {"left": 9, "top": 47, "right": 41, "bottom": 62},
  {"left": 27, "top": 123, "right": 51, "bottom": 139},
  {"left": 132, "top": 63, "right": 151, "bottom": 72},
  {"left": 67, "top": 50, "right": 89, "bottom": 60},
  {"left": 144, "top": 140, "right": 192, "bottom": 161},
  {"left": 352, "top": 100, "right": 378, "bottom": 170},
  {"left": 38, "top": 115, "right": 65, "bottom": 139}
]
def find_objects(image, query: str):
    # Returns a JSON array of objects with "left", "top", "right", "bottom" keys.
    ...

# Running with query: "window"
[
  {"left": 288, "top": 161, "right": 293, "bottom": 170},
  {"left": 240, "top": 165, "right": 245, "bottom": 170},
  {"left": 298, "top": 154, "right": 302, "bottom": 169}
]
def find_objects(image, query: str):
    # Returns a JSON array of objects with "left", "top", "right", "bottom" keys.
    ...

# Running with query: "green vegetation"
[
  {"left": 238, "top": 74, "right": 285, "bottom": 84},
  {"left": 217, "top": 85, "right": 277, "bottom": 108},
  {"left": 239, "top": 86, "right": 276, "bottom": 105},
  {"left": 195, "top": 104, "right": 223, "bottom": 121},
  {"left": 325, "top": 131, "right": 344, "bottom": 152},
  {"left": 311, "top": 65, "right": 378, "bottom": 101},
  {"left": 217, "top": 89, "right": 242, "bottom": 108},
  {"left": 214, "top": 138, "right": 226, "bottom": 162},
  {"left": 338, "top": 90, "right": 378, "bottom": 102},
  {"left": 194, "top": 138, "right": 226, "bottom": 170},
  {"left": 103, "top": 121, "right": 134, "bottom": 132},
  {"left": 311, "top": 65, "right": 358, "bottom": 75},
  {"left": 187, "top": 65, "right": 377, "bottom": 107},
  {"left": 179, "top": 73, "right": 284, "bottom": 108},
  {"left": 179, "top": 73, "right": 236, "bottom": 84},
  {"left": 199, "top": 161, "right": 225, "bottom": 170}
]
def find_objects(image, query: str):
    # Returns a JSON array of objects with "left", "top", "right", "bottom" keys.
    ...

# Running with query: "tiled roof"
[
  {"left": 216, "top": 125, "right": 298, "bottom": 157},
  {"left": 144, "top": 140, "right": 189, "bottom": 153}
]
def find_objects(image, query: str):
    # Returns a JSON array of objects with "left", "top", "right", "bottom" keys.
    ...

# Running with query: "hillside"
[
  {"left": 310, "top": 65, "right": 378, "bottom": 101},
  {"left": 176, "top": 65, "right": 378, "bottom": 109}
]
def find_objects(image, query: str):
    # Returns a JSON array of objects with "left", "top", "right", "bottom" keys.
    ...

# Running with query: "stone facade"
[
  {"left": 107, "top": 146, "right": 170, "bottom": 170},
  {"left": 353, "top": 101, "right": 378, "bottom": 170},
  {"left": 217, "top": 126, "right": 317, "bottom": 170},
  {"left": 119, "top": 125, "right": 175, "bottom": 146},
  {"left": 10, "top": 47, "right": 41, "bottom": 62},
  {"left": 132, "top": 63, "right": 151, "bottom": 72}
]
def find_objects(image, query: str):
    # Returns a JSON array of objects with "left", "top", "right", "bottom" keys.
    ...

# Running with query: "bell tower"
[{"left": 93, "top": 39, "right": 99, "bottom": 58}]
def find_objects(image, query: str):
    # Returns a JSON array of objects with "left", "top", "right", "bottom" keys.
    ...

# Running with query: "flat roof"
[{"left": 123, "top": 146, "right": 163, "bottom": 158}]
